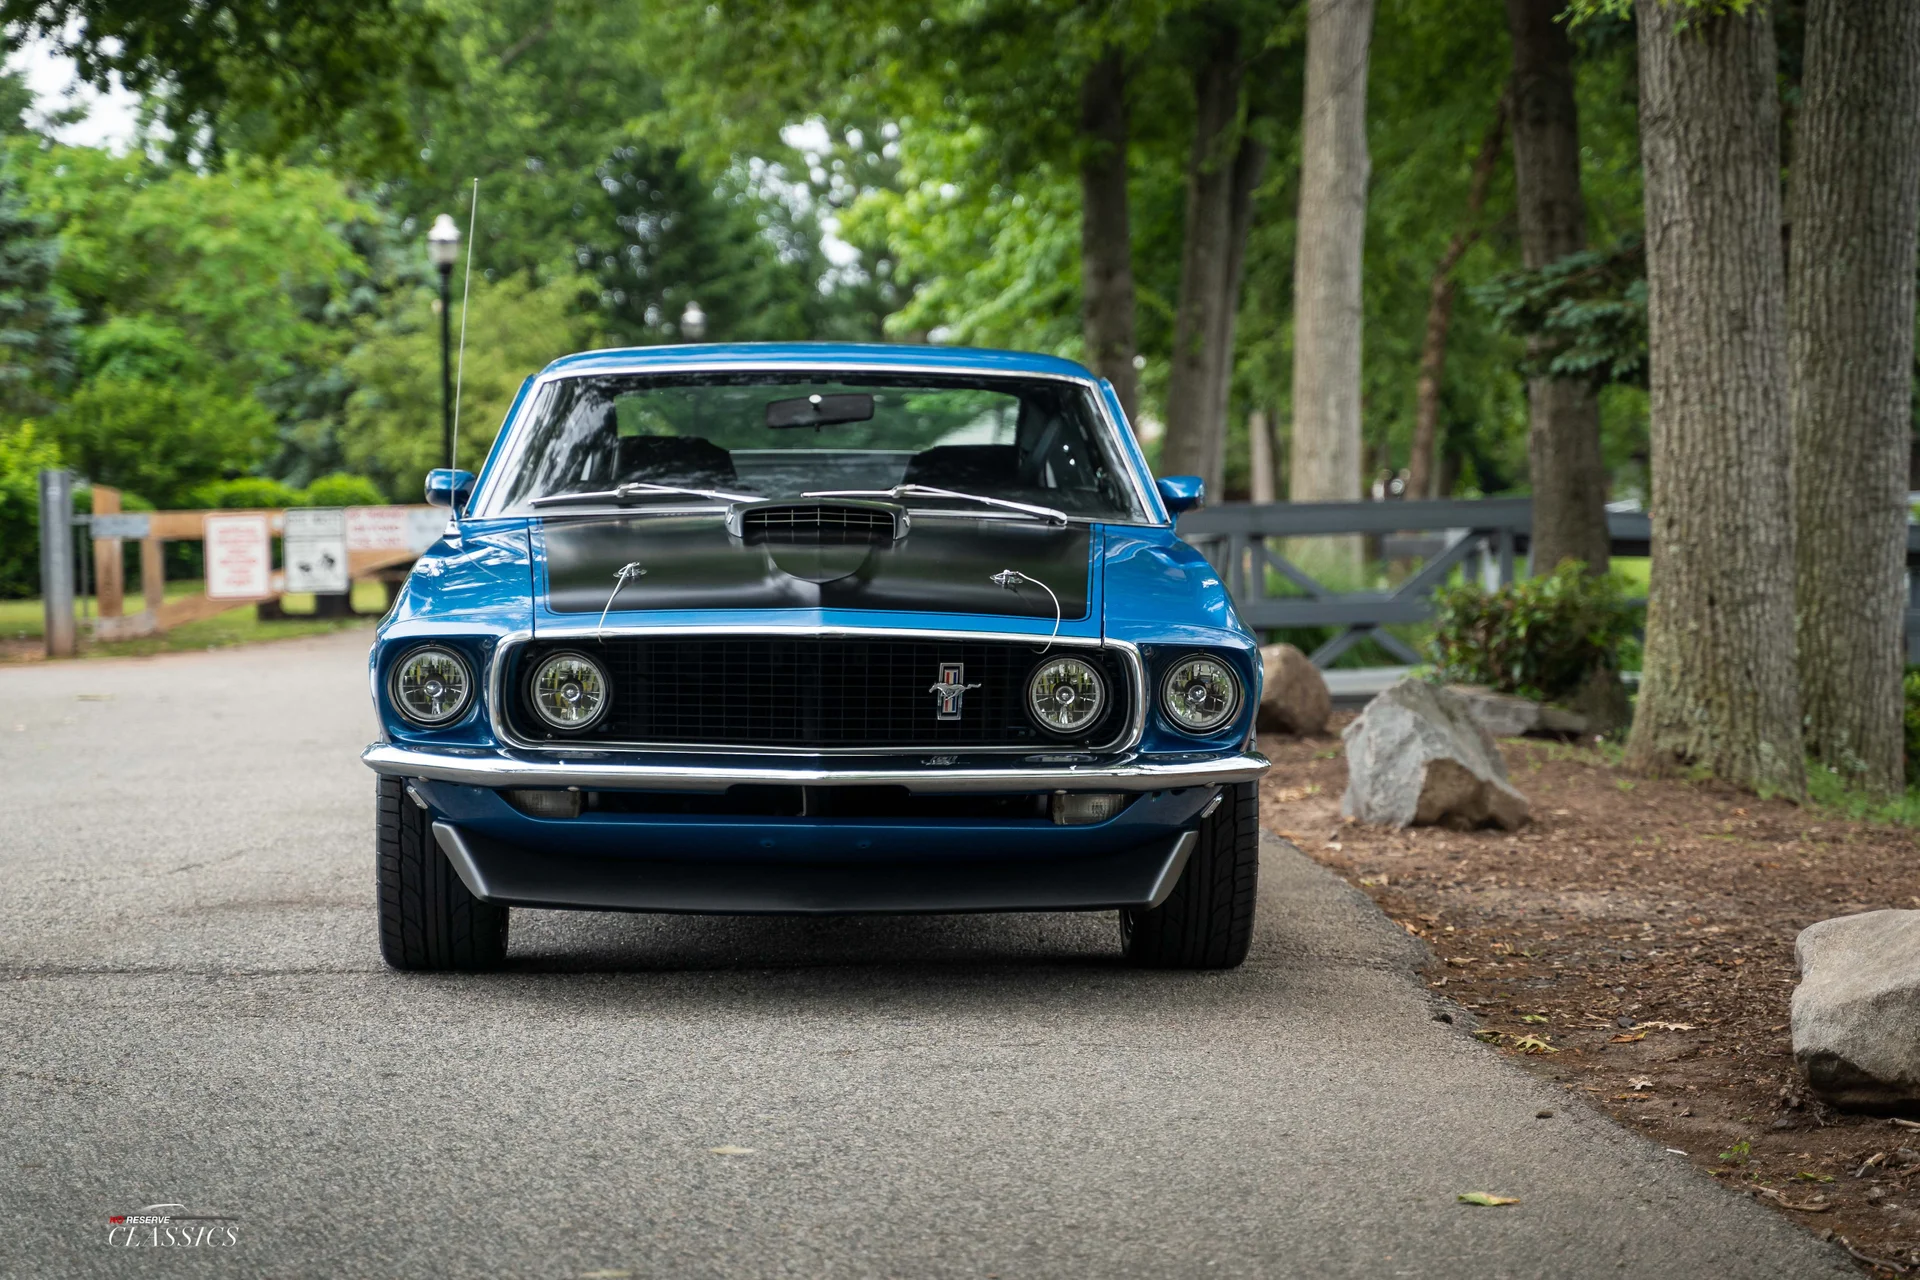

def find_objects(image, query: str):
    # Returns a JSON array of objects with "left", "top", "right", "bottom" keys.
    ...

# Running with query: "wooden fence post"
[
  {"left": 90, "top": 484, "right": 124, "bottom": 618},
  {"left": 141, "top": 536, "right": 165, "bottom": 616}
]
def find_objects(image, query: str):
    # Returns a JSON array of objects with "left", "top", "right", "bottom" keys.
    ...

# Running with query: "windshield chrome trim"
[
  {"left": 485, "top": 628, "right": 1148, "bottom": 758},
  {"left": 470, "top": 362, "right": 1161, "bottom": 525}
]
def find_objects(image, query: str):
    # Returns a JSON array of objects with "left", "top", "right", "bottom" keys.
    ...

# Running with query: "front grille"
[
  {"left": 508, "top": 637, "right": 1129, "bottom": 749},
  {"left": 740, "top": 503, "right": 896, "bottom": 546}
]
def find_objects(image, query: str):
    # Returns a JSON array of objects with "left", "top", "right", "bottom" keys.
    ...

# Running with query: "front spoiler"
[
  {"left": 362, "top": 743, "right": 1269, "bottom": 794},
  {"left": 433, "top": 821, "right": 1198, "bottom": 915}
]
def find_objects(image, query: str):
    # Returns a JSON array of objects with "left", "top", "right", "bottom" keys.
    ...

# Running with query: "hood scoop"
[{"left": 730, "top": 501, "right": 904, "bottom": 582}]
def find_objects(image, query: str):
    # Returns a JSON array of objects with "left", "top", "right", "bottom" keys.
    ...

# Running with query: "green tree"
[
  {"left": 0, "top": 419, "right": 60, "bottom": 597},
  {"left": 0, "top": 160, "right": 75, "bottom": 414},
  {"left": 340, "top": 274, "right": 598, "bottom": 497}
]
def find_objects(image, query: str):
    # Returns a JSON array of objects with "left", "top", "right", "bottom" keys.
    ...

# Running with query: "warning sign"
[
  {"left": 284, "top": 507, "right": 349, "bottom": 594},
  {"left": 204, "top": 514, "right": 271, "bottom": 599},
  {"left": 346, "top": 506, "right": 446, "bottom": 553}
]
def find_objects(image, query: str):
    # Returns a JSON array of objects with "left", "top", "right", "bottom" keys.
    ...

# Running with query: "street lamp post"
[
  {"left": 680, "top": 300, "right": 707, "bottom": 341},
  {"left": 428, "top": 214, "right": 462, "bottom": 470}
]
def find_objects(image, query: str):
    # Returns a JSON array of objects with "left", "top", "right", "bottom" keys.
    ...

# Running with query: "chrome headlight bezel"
[
  {"left": 1159, "top": 654, "right": 1242, "bottom": 735},
  {"left": 1025, "top": 655, "right": 1108, "bottom": 737},
  {"left": 527, "top": 650, "right": 611, "bottom": 732},
  {"left": 390, "top": 645, "right": 475, "bottom": 727}
]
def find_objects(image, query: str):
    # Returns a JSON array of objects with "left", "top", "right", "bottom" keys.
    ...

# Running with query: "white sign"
[
  {"left": 346, "top": 506, "right": 447, "bottom": 554},
  {"left": 284, "top": 507, "right": 349, "bottom": 594},
  {"left": 204, "top": 514, "right": 271, "bottom": 599}
]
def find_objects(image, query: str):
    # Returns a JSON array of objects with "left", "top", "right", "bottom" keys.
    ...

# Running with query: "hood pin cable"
[
  {"left": 597, "top": 562, "right": 647, "bottom": 641},
  {"left": 991, "top": 569, "right": 1060, "bottom": 654}
]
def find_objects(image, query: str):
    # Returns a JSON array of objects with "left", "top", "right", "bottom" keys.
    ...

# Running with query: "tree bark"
[
  {"left": 1200, "top": 133, "right": 1270, "bottom": 494},
  {"left": 1623, "top": 1, "right": 1805, "bottom": 801},
  {"left": 1249, "top": 408, "right": 1276, "bottom": 502},
  {"left": 1079, "top": 47, "right": 1140, "bottom": 426},
  {"left": 1409, "top": 101, "right": 1506, "bottom": 501},
  {"left": 1788, "top": 0, "right": 1920, "bottom": 794},
  {"left": 1506, "top": 0, "right": 1609, "bottom": 575},
  {"left": 1161, "top": 24, "right": 1245, "bottom": 490},
  {"left": 1289, "top": 0, "right": 1373, "bottom": 574}
]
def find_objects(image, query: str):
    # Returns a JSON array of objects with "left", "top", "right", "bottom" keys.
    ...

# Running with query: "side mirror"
[
  {"left": 1156, "top": 475, "right": 1206, "bottom": 515},
  {"left": 425, "top": 468, "right": 477, "bottom": 510}
]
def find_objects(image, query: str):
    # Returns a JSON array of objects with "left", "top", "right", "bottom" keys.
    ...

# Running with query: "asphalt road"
[{"left": 2, "top": 631, "right": 1852, "bottom": 1279}]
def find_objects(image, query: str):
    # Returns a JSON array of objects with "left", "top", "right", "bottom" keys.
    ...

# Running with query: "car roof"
[{"left": 540, "top": 342, "right": 1099, "bottom": 382}]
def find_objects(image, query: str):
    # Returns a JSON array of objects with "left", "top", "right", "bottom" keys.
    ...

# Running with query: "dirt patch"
[{"left": 1261, "top": 720, "right": 1920, "bottom": 1275}]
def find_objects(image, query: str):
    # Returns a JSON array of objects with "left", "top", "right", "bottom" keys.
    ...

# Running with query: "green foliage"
[
  {"left": 302, "top": 473, "right": 385, "bottom": 508},
  {"left": 1907, "top": 669, "right": 1920, "bottom": 789},
  {"left": 0, "top": 0, "right": 446, "bottom": 171},
  {"left": 341, "top": 274, "right": 597, "bottom": 497},
  {"left": 1428, "top": 562, "right": 1643, "bottom": 702},
  {"left": 186, "top": 477, "right": 304, "bottom": 510},
  {"left": 49, "top": 378, "right": 275, "bottom": 508},
  {"left": 0, "top": 162, "right": 74, "bottom": 413},
  {"left": 0, "top": 419, "right": 60, "bottom": 597},
  {"left": 1475, "top": 238, "right": 1648, "bottom": 390}
]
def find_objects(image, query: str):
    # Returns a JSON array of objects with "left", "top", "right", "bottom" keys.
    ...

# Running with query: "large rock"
[
  {"left": 1341, "top": 679, "right": 1530, "bottom": 830},
  {"left": 1793, "top": 910, "right": 1920, "bottom": 1111},
  {"left": 1258, "top": 643, "right": 1332, "bottom": 735}
]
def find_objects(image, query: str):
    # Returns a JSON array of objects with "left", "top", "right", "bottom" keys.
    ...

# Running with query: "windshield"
[{"left": 483, "top": 371, "right": 1148, "bottom": 522}]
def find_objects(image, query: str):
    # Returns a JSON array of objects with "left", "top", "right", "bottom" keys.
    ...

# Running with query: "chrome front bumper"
[{"left": 360, "top": 743, "right": 1270, "bottom": 794}]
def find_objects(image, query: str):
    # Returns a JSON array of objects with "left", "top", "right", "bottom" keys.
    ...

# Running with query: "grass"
[
  {"left": 1804, "top": 761, "right": 1920, "bottom": 828},
  {"left": 2, "top": 580, "right": 387, "bottom": 660}
]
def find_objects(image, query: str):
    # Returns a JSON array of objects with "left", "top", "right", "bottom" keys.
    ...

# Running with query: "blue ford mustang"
[{"left": 362, "top": 343, "right": 1269, "bottom": 970}]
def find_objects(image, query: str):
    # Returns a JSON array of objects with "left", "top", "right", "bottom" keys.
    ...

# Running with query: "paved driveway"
[{"left": 0, "top": 632, "right": 1850, "bottom": 1278}]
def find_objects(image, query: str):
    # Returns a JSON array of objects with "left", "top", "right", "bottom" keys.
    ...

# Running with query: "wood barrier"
[{"left": 85, "top": 487, "right": 443, "bottom": 640}]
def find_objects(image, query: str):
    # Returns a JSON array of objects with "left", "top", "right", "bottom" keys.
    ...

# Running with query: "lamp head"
[{"left": 428, "top": 214, "right": 461, "bottom": 270}]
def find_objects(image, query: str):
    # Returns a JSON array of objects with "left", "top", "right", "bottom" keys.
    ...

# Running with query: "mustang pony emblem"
[{"left": 929, "top": 662, "right": 981, "bottom": 720}]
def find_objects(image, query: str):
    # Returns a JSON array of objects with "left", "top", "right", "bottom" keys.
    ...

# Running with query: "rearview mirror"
[
  {"left": 766, "top": 393, "right": 875, "bottom": 429},
  {"left": 1156, "top": 475, "right": 1205, "bottom": 515},
  {"left": 425, "top": 468, "right": 477, "bottom": 510}
]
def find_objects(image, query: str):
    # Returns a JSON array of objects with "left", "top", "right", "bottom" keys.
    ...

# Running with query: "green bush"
[
  {"left": 301, "top": 472, "right": 386, "bottom": 507},
  {"left": 0, "top": 421, "right": 62, "bottom": 598},
  {"left": 186, "top": 476, "right": 304, "bottom": 509},
  {"left": 1905, "top": 668, "right": 1920, "bottom": 788},
  {"left": 1428, "top": 561, "right": 1642, "bottom": 702}
]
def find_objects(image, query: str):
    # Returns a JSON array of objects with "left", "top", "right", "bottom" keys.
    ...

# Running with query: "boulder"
[
  {"left": 1258, "top": 644, "right": 1332, "bottom": 735},
  {"left": 1341, "top": 679, "right": 1530, "bottom": 830},
  {"left": 1793, "top": 910, "right": 1920, "bottom": 1111}
]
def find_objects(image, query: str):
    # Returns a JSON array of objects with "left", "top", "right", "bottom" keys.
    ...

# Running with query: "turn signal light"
[
  {"left": 506, "top": 788, "right": 582, "bottom": 819},
  {"left": 1051, "top": 792, "right": 1124, "bottom": 826}
]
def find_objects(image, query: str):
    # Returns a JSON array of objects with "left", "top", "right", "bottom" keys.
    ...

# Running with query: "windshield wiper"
[
  {"left": 801, "top": 484, "right": 1068, "bottom": 526},
  {"left": 530, "top": 481, "right": 762, "bottom": 508}
]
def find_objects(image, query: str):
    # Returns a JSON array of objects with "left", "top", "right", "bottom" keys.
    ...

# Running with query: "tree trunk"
[
  {"left": 1409, "top": 101, "right": 1506, "bottom": 500},
  {"left": 1199, "top": 134, "right": 1269, "bottom": 494},
  {"left": 1249, "top": 408, "right": 1276, "bottom": 502},
  {"left": 1079, "top": 47, "right": 1140, "bottom": 426},
  {"left": 1289, "top": 0, "right": 1374, "bottom": 574},
  {"left": 1788, "top": 0, "right": 1920, "bottom": 794},
  {"left": 1506, "top": 0, "right": 1609, "bottom": 575},
  {"left": 1623, "top": 1, "right": 1805, "bottom": 800},
  {"left": 1160, "top": 24, "right": 1245, "bottom": 490}
]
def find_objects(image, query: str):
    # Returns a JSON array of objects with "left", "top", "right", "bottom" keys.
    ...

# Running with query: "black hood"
[{"left": 539, "top": 510, "right": 1093, "bottom": 619}]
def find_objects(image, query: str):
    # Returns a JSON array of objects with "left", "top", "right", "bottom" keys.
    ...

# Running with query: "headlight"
[
  {"left": 529, "top": 651, "right": 609, "bottom": 730},
  {"left": 1161, "top": 655, "right": 1240, "bottom": 734},
  {"left": 391, "top": 646, "right": 473, "bottom": 726},
  {"left": 1027, "top": 656, "right": 1106, "bottom": 735}
]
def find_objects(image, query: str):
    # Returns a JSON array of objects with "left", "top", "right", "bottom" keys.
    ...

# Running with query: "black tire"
[
  {"left": 375, "top": 776, "right": 509, "bottom": 971},
  {"left": 1120, "top": 780, "right": 1259, "bottom": 969}
]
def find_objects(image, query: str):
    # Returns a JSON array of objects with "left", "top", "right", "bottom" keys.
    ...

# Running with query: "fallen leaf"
[
  {"left": 1610, "top": 1032, "right": 1647, "bottom": 1043},
  {"left": 1512, "top": 1035, "right": 1557, "bottom": 1055},
  {"left": 1358, "top": 874, "right": 1387, "bottom": 887},
  {"left": 1628, "top": 1077, "right": 1654, "bottom": 1091},
  {"left": 1794, "top": 1172, "right": 1835, "bottom": 1183},
  {"left": 1457, "top": 1192, "right": 1520, "bottom": 1207},
  {"left": 709, "top": 1145, "right": 756, "bottom": 1156},
  {"left": 1520, "top": 1014, "right": 1549, "bottom": 1025},
  {"left": 1753, "top": 1187, "right": 1831, "bottom": 1213},
  {"left": 1638, "top": 1021, "right": 1697, "bottom": 1032},
  {"left": 1445, "top": 956, "right": 1472, "bottom": 968}
]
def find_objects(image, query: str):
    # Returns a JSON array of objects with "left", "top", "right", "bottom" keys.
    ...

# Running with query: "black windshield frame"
[{"left": 476, "top": 369, "right": 1151, "bottom": 523}]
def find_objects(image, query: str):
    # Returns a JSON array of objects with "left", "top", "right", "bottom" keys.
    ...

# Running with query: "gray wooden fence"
[{"left": 1176, "top": 499, "right": 1920, "bottom": 668}]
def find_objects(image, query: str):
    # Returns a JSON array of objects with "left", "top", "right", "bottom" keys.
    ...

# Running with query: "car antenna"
[{"left": 450, "top": 177, "right": 478, "bottom": 526}]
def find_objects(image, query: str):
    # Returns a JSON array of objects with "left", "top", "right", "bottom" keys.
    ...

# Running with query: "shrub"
[
  {"left": 1428, "top": 561, "right": 1642, "bottom": 703},
  {"left": 186, "top": 476, "right": 304, "bottom": 509},
  {"left": 0, "top": 420, "right": 62, "bottom": 598},
  {"left": 1905, "top": 668, "right": 1920, "bottom": 789},
  {"left": 301, "top": 472, "right": 386, "bottom": 507}
]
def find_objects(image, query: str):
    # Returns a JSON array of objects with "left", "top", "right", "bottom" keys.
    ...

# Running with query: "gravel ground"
[{"left": 0, "top": 632, "right": 1856, "bottom": 1278}]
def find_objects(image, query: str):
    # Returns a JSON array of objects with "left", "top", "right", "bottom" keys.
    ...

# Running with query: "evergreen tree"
[{"left": 0, "top": 162, "right": 75, "bottom": 415}]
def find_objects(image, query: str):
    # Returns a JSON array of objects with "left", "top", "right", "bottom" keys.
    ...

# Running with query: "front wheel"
[
  {"left": 375, "top": 777, "right": 509, "bottom": 971},
  {"left": 1120, "top": 781, "right": 1258, "bottom": 969}
]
